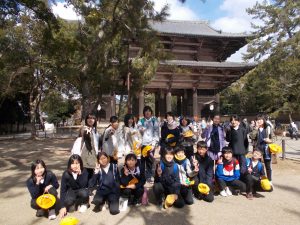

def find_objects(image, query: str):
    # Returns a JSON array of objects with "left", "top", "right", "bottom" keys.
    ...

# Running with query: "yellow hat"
[
  {"left": 268, "top": 143, "right": 282, "bottom": 154},
  {"left": 166, "top": 134, "right": 176, "bottom": 147},
  {"left": 60, "top": 217, "right": 79, "bottom": 225},
  {"left": 198, "top": 183, "right": 210, "bottom": 195},
  {"left": 36, "top": 194, "right": 56, "bottom": 209},
  {"left": 120, "top": 177, "right": 139, "bottom": 188},
  {"left": 133, "top": 141, "right": 141, "bottom": 156},
  {"left": 183, "top": 130, "right": 194, "bottom": 138},
  {"left": 164, "top": 194, "right": 177, "bottom": 208},
  {"left": 142, "top": 145, "right": 152, "bottom": 157},
  {"left": 260, "top": 176, "right": 272, "bottom": 191}
]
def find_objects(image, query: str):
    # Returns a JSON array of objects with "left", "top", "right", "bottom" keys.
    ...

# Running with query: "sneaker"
[
  {"left": 246, "top": 193, "right": 253, "bottom": 200},
  {"left": 48, "top": 209, "right": 56, "bottom": 220},
  {"left": 36, "top": 209, "right": 45, "bottom": 217},
  {"left": 119, "top": 197, "right": 129, "bottom": 212},
  {"left": 225, "top": 187, "right": 232, "bottom": 196},
  {"left": 78, "top": 204, "right": 88, "bottom": 213},
  {"left": 220, "top": 190, "right": 228, "bottom": 197}
]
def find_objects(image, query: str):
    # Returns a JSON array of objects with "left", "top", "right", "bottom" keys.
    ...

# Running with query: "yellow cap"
[
  {"left": 133, "top": 141, "right": 141, "bottom": 156},
  {"left": 120, "top": 177, "right": 139, "bottom": 188},
  {"left": 36, "top": 194, "right": 56, "bottom": 209},
  {"left": 198, "top": 183, "right": 210, "bottom": 195},
  {"left": 260, "top": 176, "right": 272, "bottom": 191},
  {"left": 166, "top": 134, "right": 176, "bottom": 147},
  {"left": 268, "top": 143, "right": 282, "bottom": 154},
  {"left": 60, "top": 217, "right": 79, "bottom": 225},
  {"left": 164, "top": 194, "right": 177, "bottom": 208},
  {"left": 142, "top": 145, "right": 152, "bottom": 157},
  {"left": 183, "top": 130, "right": 194, "bottom": 138}
]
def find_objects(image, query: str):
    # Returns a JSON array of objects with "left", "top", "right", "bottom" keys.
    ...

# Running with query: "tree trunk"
[
  {"left": 80, "top": 68, "right": 94, "bottom": 120},
  {"left": 29, "top": 91, "right": 37, "bottom": 139}
]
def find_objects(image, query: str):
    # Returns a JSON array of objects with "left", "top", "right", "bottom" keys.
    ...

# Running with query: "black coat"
[{"left": 226, "top": 125, "right": 249, "bottom": 155}]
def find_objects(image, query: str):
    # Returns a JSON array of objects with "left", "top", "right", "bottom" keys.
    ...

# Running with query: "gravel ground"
[{"left": 0, "top": 138, "right": 299, "bottom": 225}]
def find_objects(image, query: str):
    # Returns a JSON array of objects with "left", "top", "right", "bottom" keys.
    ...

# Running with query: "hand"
[
  {"left": 77, "top": 168, "right": 81, "bottom": 175},
  {"left": 248, "top": 167, "right": 253, "bottom": 173},
  {"left": 156, "top": 163, "right": 162, "bottom": 176},
  {"left": 44, "top": 185, "right": 53, "bottom": 193},
  {"left": 126, "top": 184, "right": 136, "bottom": 189},
  {"left": 217, "top": 157, "right": 223, "bottom": 164},
  {"left": 35, "top": 175, "right": 43, "bottom": 185},
  {"left": 194, "top": 165, "right": 199, "bottom": 172},
  {"left": 59, "top": 207, "right": 67, "bottom": 219},
  {"left": 94, "top": 163, "right": 101, "bottom": 173},
  {"left": 124, "top": 165, "right": 129, "bottom": 176},
  {"left": 191, "top": 156, "right": 198, "bottom": 167}
]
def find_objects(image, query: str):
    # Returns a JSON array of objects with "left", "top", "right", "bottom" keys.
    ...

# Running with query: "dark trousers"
[
  {"left": 120, "top": 187, "right": 144, "bottom": 201},
  {"left": 140, "top": 154, "right": 154, "bottom": 179},
  {"left": 264, "top": 159, "right": 272, "bottom": 181},
  {"left": 31, "top": 187, "right": 58, "bottom": 210},
  {"left": 234, "top": 154, "right": 247, "bottom": 175},
  {"left": 243, "top": 174, "right": 273, "bottom": 193},
  {"left": 179, "top": 185, "right": 194, "bottom": 205},
  {"left": 217, "top": 178, "right": 246, "bottom": 193},
  {"left": 64, "top": 188, "right": 89, "bottom": 209},
  {"left": 92, "top": 191, "right": 119, "bottom": 215},
  {"left": 192, "top": 177, "right": 214, "bottom": 202},
  {"left": 153, "top": 182, "right": 184, "bottom": 208}
]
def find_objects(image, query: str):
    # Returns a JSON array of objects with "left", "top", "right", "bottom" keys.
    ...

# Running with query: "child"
[
  {"left": 90, "top": 152, "right": 120, "bottom": 215},
  {"left": 137, "top": 106, "right": 159, "bottom": 183},
  {"left": 153, "top": 147, "right": 183, "bottom": 209},
  {"left": 79, "top": 113, "right": 100, "bottom": 180},
  {"left": 26, "top": 159, "right": 59, "bottom": 220},
  {"left": 160, "top": 112, "right": 180, "bottom": 153},
  {"left": 174, "top": 146, "right": 198, "bottom": 206},
  {"left": 244, "top": 149, "right": 272, "bottom": 199},
  {"left": 59, "top": 155, "right": 89, "bottom": 218},
  {"left": 102, "top": 116, "right": 119, "bottom": 164},
  {"left": 120, "top": 153, "right": 145, "bottom": 206},
  {"left": 216, "top": 147, "right": 246, "bottom": 197},
  {"left": 192, "top": 141, "right": 214, "bottom": 202}
]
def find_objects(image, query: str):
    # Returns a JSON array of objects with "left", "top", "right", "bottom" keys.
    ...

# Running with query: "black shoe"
[
  {"left": 93, "top": 204, "right": 102, "bottom": 213},
  {"left": 68, "top": 204, "right": 76, "bottom": 213},
  {"left": 36, "top": 209, "right": 45, "bottom": 217}
]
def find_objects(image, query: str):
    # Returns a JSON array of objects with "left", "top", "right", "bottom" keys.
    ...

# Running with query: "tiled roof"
[
  {"left": 160, "top": 60, "right": 257, "bottom": 68},
  {"left": 150, "top": 20, "right": 251, "bottom": 38}
]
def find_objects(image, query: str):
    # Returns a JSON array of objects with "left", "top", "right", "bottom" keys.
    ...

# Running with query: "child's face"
[
  {"left": 87, "top": 116, "right": 95, "bottom": 127},
  {"left": 128, "top": 118, "right": 134, "bottom": 126},
  {"left": 165, "top": 152, "right": 174, "bottom": 162},
  {"left": 126, "top": 158, "right": 137, "bottom": 169},
  {"left": 99, "top": 155, "right": 109, "bottom": 167},
  {"left": 252, "top": 151, "right": 262, "bottom": 160},
  {"left": 223, "top": 152, "right": 233, "bottom": 161},
  {"left": 167, "top": 115, "right": 173, "bottom": 123},
  {"left": 197, "top": 147, "right": 207, "bottom": 157},
  {"left": 175, "top": 150, "right": 185, "bottom": 159},
  {"left": 182, "top": 119, "right": 187, "bottom": 126},
  {"left": 231, "top": 119, "right": 240, "bottom": 128},
  {"left": 112, "top": 121, "right": 119, "bottom": 130},
  {"left": 213, "top": 116, "right": 220, "bottom": 125},
  {"left": 144, "top": 110, "right": 152, "bottom": 119},
  {"left": 70, "top": 160, "right": 81, "bottom": 172},
  {"left": 256, "top": 118, "right": 264, "bottom": 127},
  {"left": 35, "top": 164, "right": 45, "bottom": 177}
]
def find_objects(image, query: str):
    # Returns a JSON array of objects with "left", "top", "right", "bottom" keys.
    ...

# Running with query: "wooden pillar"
[
  {"left": 216, "top": 93, "right": 220, "bottom": 113},
  {"left": 155, "top": 92, "right": 159, "bottom": 117},
  {"left": 182, "top": 89, "right": 188, "bottom": 116},
  {"left": 177, "top": 95, "right": 182, "bottom": 116},
  {"left": 111, "top": 92, "right": 116, "bottom": 116},
  {"left": 159, "top": 89, "right": 166, "bottom": 116},
  {"left": 166, "top": 90, "right": 172, "bottom": 112},
  {"left": 193, "top": 88, "right": 198, "bottom": 117},
  {"left": 138, "top": 90, "right": 144, "bottom": 118}
]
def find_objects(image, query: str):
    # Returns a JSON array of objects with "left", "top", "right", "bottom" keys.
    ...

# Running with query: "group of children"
[{"left": 27, "top": 106, "right": 273, "bottom": 220}]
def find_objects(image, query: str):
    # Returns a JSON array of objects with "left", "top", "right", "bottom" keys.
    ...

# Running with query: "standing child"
[
  {"left": 244, "top": 149, "right": 273, "bottom": 199},
  {"left": 174, "top": 146, "right": 198, "bottom": 206},
  {"left": 79, "top": 113, "right": 100, "bottom": 181},
  {"left": 192, "top": 141, "right": 214, "bottom": 202},
  {"left": 26, "top": 159, "right": 59, "bottom": 220},
  {"left": 179, "top": 116, "right": 196, "bottom": 160},
  {"left": 90, "top": 152, "right": 120, "bottom": 215},
  {"left": 102, "top": 116, "right": 119, "bottom": 164},
  {"left": 59, "top": 155, "right": 89, "bottom": 218},
  {"left": 137, "top": 106, "right": 159, "bottom": 183},
  {"left": 153, "top": 147, "right": 183, "bottom": 209},
  {"left": 216, "top": 147, "right": 246, "bottom": 197},
  {"left": 120, "top": 153, "right": 145, "bottom": 206}
]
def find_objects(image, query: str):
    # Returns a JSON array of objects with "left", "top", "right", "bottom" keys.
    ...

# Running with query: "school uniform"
[
  {"left": 160, "top": 121, "right": 180, "bottom": 152},
  {"left": 60, "top": 169, "right": 89, "bottom": 210},
  {"left": 120, "top": 166, "right": 145, "bottom": 204},
  {"left": 26, "top": 170, "right": 59, "bottom": 210},
  {"left": 216, "top": 158, "right": 246, "bottom": 193},
  {"left": 90, "top": 163, "right": 120, "bottom": 215},
  {"left": 153, "top": 159, "right": 183, "bottom": 208},
  {"left": 192, "top": 154, "right": 214, "bottom": 202}
]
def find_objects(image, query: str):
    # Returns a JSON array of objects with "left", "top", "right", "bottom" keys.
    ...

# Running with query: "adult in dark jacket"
[
  {"left": 192, "top": 141, "right": 214, "bottom": 202},
  {"left": 90, "top": 152, "right": 120, "bottom": 215},
  {"left": 26, "top": 159, "right": 59, "bottom": 219},
  {"left": 59, "top": 155, "right": 89, "bottom": 218},
  {"left": 153, "top": 147, "right": 183, "bottom": 209},
  {"left": 226, "top": 115, "right": 249, "bottom": 175}
]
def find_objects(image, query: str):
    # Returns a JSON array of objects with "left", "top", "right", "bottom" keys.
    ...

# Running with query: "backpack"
[
  {"left": 160, "top": 161, "right": 179, "bottom": 175},
  {"left": 140, "top": 117, "right": 156, "bottom": 127},
  {"left": 246, "top": 158, "right": 263, "bottom": 174}
]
